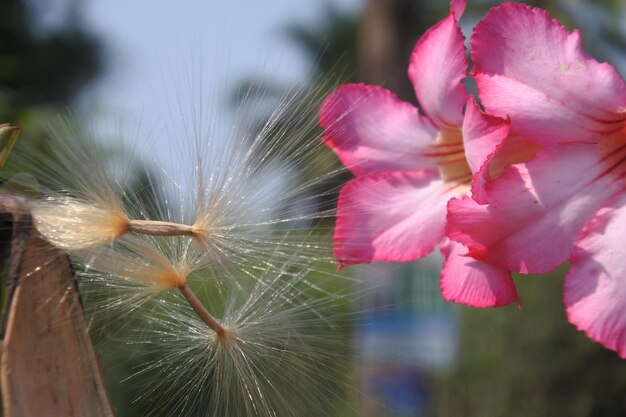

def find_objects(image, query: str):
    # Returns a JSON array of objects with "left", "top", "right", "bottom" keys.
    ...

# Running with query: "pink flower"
[
  {"left": 446, "top": 3, "right": 626, "bottom": 356},
  {"left": 319, "top": 0, "right": 522, "bottom": 308}
]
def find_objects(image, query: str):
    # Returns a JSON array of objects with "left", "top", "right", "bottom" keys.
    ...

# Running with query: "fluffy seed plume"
[
  {"left": 125, "top": 259, "right": 352, "bottom": 417},
  {"left": 7, "top": 79, "right": 351, "bottom": 415},
  {"left": 17, "top": 81, "right": 343, "bottom": 277},
  {"left": 32, "top": 196, "right": 129, "bottom": 250}
]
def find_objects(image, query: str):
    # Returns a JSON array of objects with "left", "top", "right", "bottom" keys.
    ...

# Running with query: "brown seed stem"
[
  {"left": 178, "top": 283, "right": 225, "bottom": 335},
  {"left": 128, "top": 219, "right": 194, "bottom": 237}
]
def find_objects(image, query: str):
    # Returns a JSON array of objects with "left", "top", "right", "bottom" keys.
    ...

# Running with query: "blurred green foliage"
[
  {"left": 0, "top": 0, "right": 102, "bottom": 123},
  {"left": 433, "top": 267, "right": 626, "bottom": 417},
  {"left": 0, "top": 0, "right": 104, "bottom": 180}
]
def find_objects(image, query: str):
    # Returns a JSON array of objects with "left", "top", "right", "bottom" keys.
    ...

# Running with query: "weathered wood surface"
[{"left": 0, "top": 194, "right": 115, "bottom": 417}]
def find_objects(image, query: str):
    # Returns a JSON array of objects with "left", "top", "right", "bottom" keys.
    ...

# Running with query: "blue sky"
[
  {"left": 78, "top": 0, "right": 361, "bottom": 175},
  {"left": 83, "top": 1, "right": 361, "bottom": 127}
]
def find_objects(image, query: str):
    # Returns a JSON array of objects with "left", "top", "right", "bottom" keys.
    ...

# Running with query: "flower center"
[
  {"left": 599, "top": 126, "right": 626, "bottom": 180},
  {"left": 429, "top": 129, "right": 472, "bottom": 186}
]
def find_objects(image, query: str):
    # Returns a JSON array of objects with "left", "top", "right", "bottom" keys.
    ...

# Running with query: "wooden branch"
[{"left": 0, "top": 194, "right": 116, "bottom": 417}]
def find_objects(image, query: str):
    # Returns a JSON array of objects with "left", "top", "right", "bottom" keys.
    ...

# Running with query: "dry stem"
[
  {"left": 128, "top": 219, "right": 223, "bottom": 335},
  {"left": 127, "top": 220, "right": 195, "bottom": 237},
  {"left": 178, "top": 283, "right": 225, "bottom": 335}
]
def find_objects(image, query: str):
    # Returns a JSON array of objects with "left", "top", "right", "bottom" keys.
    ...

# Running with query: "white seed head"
[{"left": 32, "top": 197, "right": 129, "bottom": 251}]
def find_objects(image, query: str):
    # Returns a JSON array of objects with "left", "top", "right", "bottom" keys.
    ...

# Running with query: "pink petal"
[
  {"left": 447, "top": 144, "right": 624, "bottom": 274},
  {"left": 450, "top": 0, "right": 466, "bottom": 21},
  {"left": 565, "top": 197, "right": 626, "bottom": 358},
  {"left": 334, "top": 171, "right": 465, "bottom": 267},
  {"left": 471, "top": 3, "right": 626, "bottom": 145},
  {"left": 319, "top": 83, "right": 438, "bottom": 176},
  {"left": 461, "top": 97, "right": 510, "bottom": 204},
  {"left": 408, "top": 9, "right": 468, "bottom": 130},
  {"left": 440, "top": 239, "right": 519, "bottom": 308}
]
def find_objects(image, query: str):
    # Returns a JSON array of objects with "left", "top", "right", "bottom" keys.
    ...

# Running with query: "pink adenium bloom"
[
  {"left": 446, "top": 3, "right": 626, "bottom": 356},
  {"left": 319, "top": 0, "right": 523, "bottom": 307}
]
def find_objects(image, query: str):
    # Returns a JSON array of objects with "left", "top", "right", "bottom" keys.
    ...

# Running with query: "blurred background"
[{"left": 2, "top": 0, "right": 626, "bottom": 416}]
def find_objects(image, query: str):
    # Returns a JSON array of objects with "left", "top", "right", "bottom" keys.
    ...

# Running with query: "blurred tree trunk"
[{"left": 359, "top": 0, "right": 421, "bottom": 102}]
